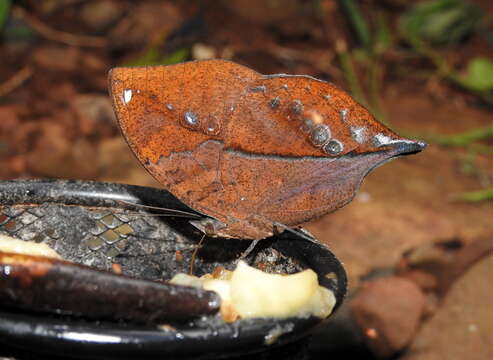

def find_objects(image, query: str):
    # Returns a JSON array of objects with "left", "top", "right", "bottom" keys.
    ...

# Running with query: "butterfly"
[{"left": 109, "top": 60, "right": 425, "bottom": 240}]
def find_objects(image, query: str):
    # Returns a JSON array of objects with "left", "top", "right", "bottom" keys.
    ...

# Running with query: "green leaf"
[
  {"left": 337, "top": 0, "right": 371, "bottom": 49},
  {"left": 125, "top": 47, "right": 189, "bottom": 67},
  {"left": 161, "top": 48, "right": 189, "bottom": 65},
  {"left": 352, "top": 48, "right": 370, "bottom": 64},
  {"left": 0, "top": 0, "right": 11, "bottom": 31},
  {"left": 400, "top": 0, "right": 482, "bottom": 45},
  {"left": 124, "top": 47, "right": 161, "bottom": 67},
  {"left": 461, "top": 57, "right": 493, "bottom": 92},
  {"left": 374, "top": 12, "right": 392, "bottom": 54},
  {"left": 459, "top": 187, "right": 493, "bottom": 202}
]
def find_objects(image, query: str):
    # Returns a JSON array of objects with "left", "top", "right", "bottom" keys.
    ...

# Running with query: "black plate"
[{"left": 0, "top": 180, "right": 347, "bottom": 359}]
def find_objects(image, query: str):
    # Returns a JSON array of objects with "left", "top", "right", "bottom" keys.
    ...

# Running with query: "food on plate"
[
  {"left": 171, "top": 261, "right": 336, "bottom": 322},
  {"left": 0, "top": 234, "right": 62, "bottom": 259}
]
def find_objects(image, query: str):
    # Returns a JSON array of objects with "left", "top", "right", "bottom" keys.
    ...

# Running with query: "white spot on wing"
[
  {"left": 339, "top": 109, "right": 349, "bottom": 122},
  {"left": 123, "top": 89, "right": 132, "bottom": 104},
  {"left": 184, "top": 111, "right": 199, "bottom": 126},
  {"left": 373, "top": 133, "right": 417, "bottom": 147},
  {"left": 351, "top": 127, "right": 366, "bottom": 144}
]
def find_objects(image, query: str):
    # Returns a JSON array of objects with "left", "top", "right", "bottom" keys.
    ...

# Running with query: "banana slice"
[
  {"left": 0, "top": 234, "right": 62, "bottom": 259},
  {"left": 171, "top": 261, "right": 336, "bottom": 322}
]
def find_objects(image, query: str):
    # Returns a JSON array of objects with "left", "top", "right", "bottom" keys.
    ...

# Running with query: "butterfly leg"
[{"left": 238, "top": 239, "right": 260, "bottom": 260}]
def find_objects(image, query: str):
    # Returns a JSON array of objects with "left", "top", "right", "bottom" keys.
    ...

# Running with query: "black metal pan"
[{"left": 0, "top": 180, "right": 346, "bottom": 359}]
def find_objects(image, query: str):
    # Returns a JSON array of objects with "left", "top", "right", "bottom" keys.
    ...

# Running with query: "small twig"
[
  {"left": 12, "top": 6, "right": 106, "bottom": 48},
  {"left": 0, "top": 66, "right": 33, "bottom": 97}
]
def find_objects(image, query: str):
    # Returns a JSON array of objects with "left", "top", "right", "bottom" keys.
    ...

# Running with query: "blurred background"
[{"left": 0, "top": 0, "right": 492, "bottom": 359}]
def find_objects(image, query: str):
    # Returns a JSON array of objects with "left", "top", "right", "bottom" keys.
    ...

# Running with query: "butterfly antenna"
[
  {"left": 238, "top": 239, "right": 260, "bottom": 260},
  {"left": 111, "top": 211, "right": 201, "bottom": 219},
  {"left": 114, "top": 199, "right": 202, "bottom": 219}
]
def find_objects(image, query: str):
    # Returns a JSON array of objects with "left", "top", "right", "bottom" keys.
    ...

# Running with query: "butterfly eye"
[
  {"left": 324, "top": 139, "right": 344, "bottom": 155},
  {"left": 310, "top": 125, "right": 331, "bottom": 147}
]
